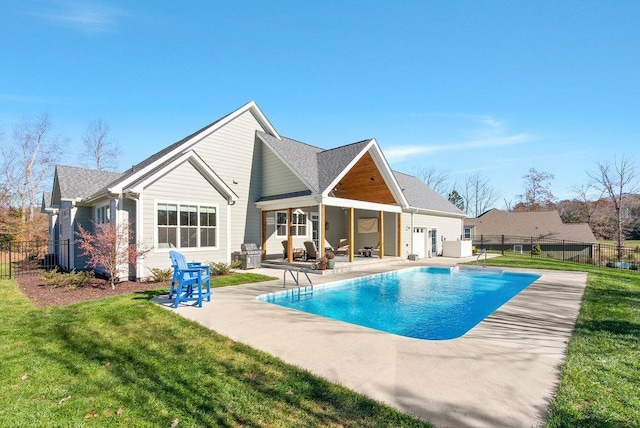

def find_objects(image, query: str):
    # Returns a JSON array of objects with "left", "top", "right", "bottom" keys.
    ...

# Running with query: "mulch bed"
[{"left": 14, "top": 274, "right": 169, "bottom": 307}]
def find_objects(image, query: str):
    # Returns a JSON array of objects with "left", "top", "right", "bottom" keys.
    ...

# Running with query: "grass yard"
[
  {"left": 471, "top": 256, "right": 640, "bottom": 426},
  {"left": 0, "top": 274, "right": 427, "bottom": 427}
]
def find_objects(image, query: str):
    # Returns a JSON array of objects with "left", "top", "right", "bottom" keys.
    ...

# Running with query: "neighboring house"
[
  {"left": 43, "top": 101, "right": 465, "bottom": 280},
  {"left": 464, "top": 208, "right": 597, "bottom": 259}
]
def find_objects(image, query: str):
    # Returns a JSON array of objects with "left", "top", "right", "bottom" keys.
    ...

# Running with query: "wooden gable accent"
[{"left": 332, "top": 152, "right": 397, "bottom": 204}]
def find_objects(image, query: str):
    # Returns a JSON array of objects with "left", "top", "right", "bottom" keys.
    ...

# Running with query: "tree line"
[
  {"left": 411, "top": 157, "right": 639, "bottom": 249},
  {"left": 0, "top": 114, "right": 120, "bottom": 242}
]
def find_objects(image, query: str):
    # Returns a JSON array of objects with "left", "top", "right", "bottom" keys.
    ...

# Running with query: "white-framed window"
[
  {"left": 275, "top": 211, "right": 307, "bottom": 237},
  {"left": 96, "top": 204, "right": 110, "bottom": 224},
  {"left": 275, "top": 211, "right": 288, "bottom": 237},
  {"left": 156, "top": 202, "right": 218, "bottom": 249},
  {"left": 463, "top": 226, "right": 472, "bottom": 240}
]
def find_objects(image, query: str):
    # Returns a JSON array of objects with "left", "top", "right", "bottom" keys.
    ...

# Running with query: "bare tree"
[
  {"left": 0, "top": 114, "right": 63, "bottom": 232},
  {"left": 588, "top": 155, "right": 638, "bottom": 254},
  {"left": 570, "top": 183, "right": 604, "bottom": 227},
  {"left": 461, "top": 173, "right": 500, "bottom": 217},
  {"left": 80, "top": 119, "right": 120, "bottom": 171},
  {"left": 410, "top": 166, "right": 450, "bottom": 196},
  {"left": 517, "top": 167, "right": 556, "bottom": 211}
]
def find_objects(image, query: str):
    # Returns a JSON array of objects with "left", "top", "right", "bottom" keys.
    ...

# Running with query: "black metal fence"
[
  {"left": 0, "top": 240, "right": 70, "bottom": 279},
  {"left": 473, "top": 234, "right": 640, "bottom": 270}
]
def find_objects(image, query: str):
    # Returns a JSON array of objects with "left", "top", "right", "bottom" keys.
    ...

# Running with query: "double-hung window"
[
  {"left": 157, "top": 203, "right": 218, "bottom": 249},
  {"left": 275, "top": 211, "right": 307, "bottom": 237}
]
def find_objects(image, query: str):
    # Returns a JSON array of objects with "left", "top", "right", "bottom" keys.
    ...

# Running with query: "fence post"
[
  {"left": 481, "top": 234, "right": 484, "bottom": 253},
  {"left": 8, "top": 242, "right": 12, "bottom": 279},
  {"left": 501, "top": 235, "right": 505, "bottom": 255},
  {"left": 562, "top": 240, "right": 565, "bottom": 262}
]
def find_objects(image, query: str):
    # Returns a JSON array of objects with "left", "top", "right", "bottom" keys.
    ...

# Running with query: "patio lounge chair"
[
  {"left": 304, "top": 241, "right": 319, "bottom": 261},
  {"left": 335, "top": 238, "right": 349, "bottom": 256},
  {"left": 168, "top": 250, "right": 211, "bottom": 308}
]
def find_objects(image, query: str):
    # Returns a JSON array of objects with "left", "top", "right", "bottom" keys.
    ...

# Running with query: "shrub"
[
  {"left": 209, "top": 260, "right": 241, "bottom": 276},
  {"left": 149, "top": 268, "right": 173, "bottom": 282},
  {"left": 42, "top": 268, "right": 94, "bottom": 289},
  {"left": 325, "top": 251, "right": 335, "bottom": 259},
  {"left": 531, "top": 244, "right": 542, "bottom": 256}
]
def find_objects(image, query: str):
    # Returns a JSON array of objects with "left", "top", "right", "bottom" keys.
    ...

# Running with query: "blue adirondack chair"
[{"left": 168, "top": 250, "right": 211, "bottom": 308}]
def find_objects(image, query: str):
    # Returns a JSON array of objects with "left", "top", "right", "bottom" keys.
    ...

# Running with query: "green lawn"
[
  {"left": 0, "top": 274, "right": 427, "bottom": 427},
  {"left": 2, "top": 260, "right": 638, "bottom": 427},
  {"left": 469, "top": 256, "right": 640, "bottom": 426}
]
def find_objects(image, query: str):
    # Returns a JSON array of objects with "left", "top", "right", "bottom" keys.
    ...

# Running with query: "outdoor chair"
[
  {"left": 168, "top": 250, "right": 211, "bottom": 308},
  {"left": 303, "top": 241, "right": 319, "bottom": 261},
  {"left": 281, "top": 240, "right": 305, "bottom": 260},
  {"left": 335, "top": 238, "right": 349, "bottom": 256}
]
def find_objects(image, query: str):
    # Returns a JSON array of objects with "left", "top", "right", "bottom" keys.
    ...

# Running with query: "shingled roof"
[
  {"left": 393, "top": 171, "right": 465, "bottom": 215},
  {"left": 54, "top": 165, "right": 123, "bottom": 201},
  {"left": 464, "top": 208, "right": 597, "bottom": 243}
]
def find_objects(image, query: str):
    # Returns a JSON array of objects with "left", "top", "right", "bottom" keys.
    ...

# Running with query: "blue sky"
[{"left": 1, "top": 1, "right": 639, "bottom": 208}]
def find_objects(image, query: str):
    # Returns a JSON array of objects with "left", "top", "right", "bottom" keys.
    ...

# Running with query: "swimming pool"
[{"left": 259, "top": 266, "right": 541, "bottom": 340}]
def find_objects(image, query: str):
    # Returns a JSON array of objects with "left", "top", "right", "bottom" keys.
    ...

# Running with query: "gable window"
[
  {"left": 96, "top": 204, "right": 110, "bottom": 224},
  {"left": 275, "top": 211, "right": 307, "bottom": 237},
  {"left": 157, "top": 202, "right": 218, "bottom": 249}
]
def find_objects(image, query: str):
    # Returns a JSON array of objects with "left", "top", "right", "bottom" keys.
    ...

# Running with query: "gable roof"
[
  {"left": 91, "top": 101, "right": 277, "bottom": 198},
  {"left": 464, "top": 208, "right": 597, "bottom": 243},
  {"left": 393, "top": 171, "right": 465, "bottom": 216},
  {"left": 53, "top": 165, "right": 123, "bottom": 202}
]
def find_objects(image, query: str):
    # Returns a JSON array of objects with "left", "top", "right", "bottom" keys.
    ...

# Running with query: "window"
[
  {"left": 463, "top": 227, "right": 472, "bottom": 240},
  {"left": 292, "top": 212, "right": 307, "bottom": 236},
  {"left": 157, "top": 203, "right": 217, "bottom": 249},
  {"left": 276, "top": 212, "right": 287, "bottom": 237},
  {"left": 158, "top": 203, "right": 178, "bottom": 248},
  {"left": 275, "top": 211, "right": 307, "bottom": 237},
  {"left": 96, "top": 205, "right": 110, "bottom": 224}
]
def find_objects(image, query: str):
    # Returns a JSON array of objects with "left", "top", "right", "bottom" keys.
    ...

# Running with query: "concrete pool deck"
[{"left": 158, "top": 258, "right": 587, "bottom": 427}]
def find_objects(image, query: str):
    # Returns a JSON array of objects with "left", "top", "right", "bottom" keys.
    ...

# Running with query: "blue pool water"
[{"left": 259, "top": 266, "right": 540, "bottom": 340}]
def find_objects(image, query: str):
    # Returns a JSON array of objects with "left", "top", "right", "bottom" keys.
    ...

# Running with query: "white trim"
[
  {"left": 226, "top": 204, "right": 231, "bottom": 263},
  {"left": 255, "top": 194, "right": 319, "bottom": 211},
  {"left": 129, "top": 151, "right": 238, "bottom": 203},
  {"left": 105, "top": 101, "right": 277, "bottom": 195},
  {"left": 322, "top": 196, "right": 402, "bottom": 213},
  {"left": 405, "top": 205, "right": 467, "bottom": 219}
]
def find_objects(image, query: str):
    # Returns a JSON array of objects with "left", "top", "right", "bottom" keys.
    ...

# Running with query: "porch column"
[
  {"left": 320, "top": 204, "right": 326, "bottom": 255},
  {"left": 261, "top": 211, "right": 267, "bottom": 261},
  {"left": 378, "top": 211, "right": 384, "bottom": 259},
  {"left": 348, "top": 208, "right": 355, "bottom": 263},
  {"left": 287, "top": 208, "right": 293, "bottom": 262}
]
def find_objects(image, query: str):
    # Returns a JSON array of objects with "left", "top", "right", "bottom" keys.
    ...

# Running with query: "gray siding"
[
  {"left": 73, "top": 206, "right": 93, "bottom": 270},
  {"left": 142, "top": 159, "right": 231, "bottom": 274},
  {"left": 261, "top": 145, "right": 307, "bottom": 196},
  {"left": 188, "top": 110, "right": 267, "bottom": 252}
]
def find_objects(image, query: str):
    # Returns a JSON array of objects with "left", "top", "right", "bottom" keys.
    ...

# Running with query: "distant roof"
[
  {"left": 464, "top": 208, "right": 597, "bottom": 243},
  {"left": 393, "top": 171, "right": 465, "bottom": 215},
  {"left": 55, "top": 165, "right": 123, "bottom": 201}
]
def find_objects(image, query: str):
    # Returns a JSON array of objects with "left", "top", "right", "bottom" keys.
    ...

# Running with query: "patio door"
[
  {"left": 431, "top": 227, "right": 438, "bottom": 257},
  {"left": 311, "top": 213, "right": 319, "bottom": 249},
  {"left": 412, "top": 227, "right": 426, "bottom": 258}
]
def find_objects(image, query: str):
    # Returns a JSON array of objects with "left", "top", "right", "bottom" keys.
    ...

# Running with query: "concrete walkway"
[{"left": 157, "top": 258, "right": 587, "bottom": 428}]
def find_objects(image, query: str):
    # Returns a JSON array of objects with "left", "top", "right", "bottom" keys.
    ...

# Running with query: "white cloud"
[
  {"left": 384, "top": 133, "right": 530, "bottom": 162},
  {"left": 32, "top": 1, "right": 126, "bottom": 33}
]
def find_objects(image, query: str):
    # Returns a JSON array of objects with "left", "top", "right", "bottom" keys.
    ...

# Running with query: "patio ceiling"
[{"left": 331, "top": 152, "right": 396, "bottom": 204}]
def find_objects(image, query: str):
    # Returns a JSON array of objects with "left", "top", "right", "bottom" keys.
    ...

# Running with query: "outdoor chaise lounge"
[
  {"left": 304, "top": 241, "right": 319, "bottom": 261},
  {"left": 335, "top": 239, "right": 349, "bottom": 256}
]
